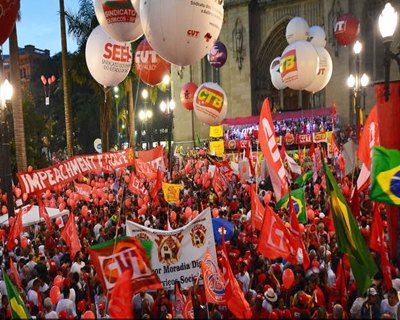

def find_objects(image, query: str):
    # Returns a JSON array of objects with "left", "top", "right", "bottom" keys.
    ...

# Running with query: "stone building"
[{"left": 170, "top": 0, "right": 397, "bottom": 146}]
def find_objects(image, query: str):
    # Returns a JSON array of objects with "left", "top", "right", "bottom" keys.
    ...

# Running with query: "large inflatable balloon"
[
  {"left": 309, "top": 25, "right": 326, "bottom": 47},
  {"left": 270, "top": 57, "right": 287, "bottom": 90},
  {"left": 286, "top": 17, "right": 309, "bottom": 44},
  {"left": 180, "top": 82, "right": 198, "bottom": 110},
  {"left": 140, "top": 0, "right": 224, "bottom": 66},
  {"left": 280, "top": 40, "right": 319, "bottom": 90},
  {"left": 94, "top": 0, "right": 143, "bottom": 42},
  {"left": 334, "top": 14, "right": 359, "bottom": 46},
  {"left": 305, "top": 47, "right": 333, "bottom": 93},
  {"left": 0, "top": 0, "right": 19, "bottom": 46},
  {"left": 134, "top": 39, "right": 171, "bottom": 86},
  {"left": 130, "top": 0, "right": 139, "bottom": 11},
  {"left": 207, "top": 41, "right": 227, "bottom": 68},
  {"left": 193, "top": 82, "right": 227, "bottom": 126},
  {"left": 85, "top": 25, "right": 132, "bottom": 87}
]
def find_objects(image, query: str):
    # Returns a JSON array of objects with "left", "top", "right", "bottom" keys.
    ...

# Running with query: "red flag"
[
  {"left": 212, "top": 168, "right": 228, "bottom": 199},
  {"left": 173, "top": 282, "right": 185, "bottom": 318},
  {"left": 60, "top": 213, "right": 81, "bottom": 260},
  {"left": 37, "top": 196, "right": 52, "bottom": 231},
  {"left": 220, "top": 238, "right": 252, "bottom": 318},
  {"left": 258, "top": 98, "right": 288, "bottom": 200},
  {"left": 109, "top": 269, "right": 134, "bottom": 319},
  {"left": 308, "top": 143, "right": 315, "bottom": 158},
  {"left": 135, "top": 159, "right": 157, "bottom": 180},
  {"left": 288, "top": 193, "right": 310, "bottom": 270},
  {"left": 350, "top": 186, "right": 360, "bottom": 219},
  {"left": 150, "top": 169, "right": 164, "bottom": 199},
  {"left": 250, "top": 185, "right": 264, "bottom": 230},
  {"left": 7, "top": 204, "right": 33, "bottom": 251},
  {"left": 73, "top": 181, "right": 92, "bottom": 202},
  {"left": 201, "top": 249, "right": 226, "bottom": 304},
  {"left": 258, "top": 205, "right": 298, "bottom": 264},
  {"left": 9, "top": 257, "right": 22, "bottom": 289},
  {"left": 128, "top": 172, "right": 149, "bottom": 196},
  {"left": 335, "top": 257, "right": 348, "bottom": 309},
  {"left": 245, "top": 144, "right": 255, "bottom": 176},
  {"left": 370, "top": 203, "right": 392, "bottom": 289},
  {"left": 357, "top": 105, "right": 379, "bottom": 169},
  {"left": 183, "top": 289, "right": 194, "bottom": 319}
]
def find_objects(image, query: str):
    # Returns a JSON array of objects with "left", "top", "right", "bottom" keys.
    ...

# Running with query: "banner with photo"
[{"left": 126, "top": 208, "right": 216, "bottom": 290}]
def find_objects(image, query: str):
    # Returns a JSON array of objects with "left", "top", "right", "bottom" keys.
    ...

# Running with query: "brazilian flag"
[
  {"left": 323, "top": 160, "right": 377, "bottom": 294},
  {"left": 275, "top": 188, "right": 307, "bottom": 224},
  {"left": 371, "top": 146, "right": 400, "bottom": 205},
  {"left": 294, "top": 171, "right": 313, "bottom": 187},
  {"left": 3, "top": 271, "right": 31, "bottom": 319}
]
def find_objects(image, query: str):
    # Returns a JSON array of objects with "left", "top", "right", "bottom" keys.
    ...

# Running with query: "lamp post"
[
  {"left": 347, "top": 40, "right": 369, "bottom": 140},
  {"left": 160, "top": 98, "right": 175, "bottom": 176},
  {"left": 113, "top": 86, "right": 120, "bottom": 150},
  {"left": 138, "top": 107, "right": 153, "bottom": 150},
  {"left": 140, "top": 88, "right": 153, "bottom": 149},
  {"left": 0, "top": 79, "right": 14, "bottom": 217}
]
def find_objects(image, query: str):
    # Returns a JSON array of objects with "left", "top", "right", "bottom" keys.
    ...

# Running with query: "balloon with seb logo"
[
  {"left": 334, "top": 14, "right": 359, "bottom": 46},
  {"left": 286, "top": 17, "right": 309, "bottom": 44},
  {"left": 134, "top": 39, "right": 171, "bottom": 86},
  {"left": 140, "top": 0, "right": 224, "bottom": 66},
  {"left": 305, "top": 47, "right": 333, "bottom": 93},
  {"left": 270, "top": 56, "right": 287, "bottom": 90},
  {"left": 193, "top": 82, "right": 227, "bottom": 126},
  {"left": 0, "top": 0, "right": 19, "bottom": 46},
  {"left": 94, "top": 0, "right": 143, "bottom": 42},
  {"left": 180, "top": 82, "right": 198, "bottom": 111},
  {"left": 207, "top": 40, "right": 227, "bottom": 68},
  {"left": 85, "top": 25, "right": 132, "bottom": 87},
  {"left": 280, "top": 40, "right": 319, "bottom": 90}
]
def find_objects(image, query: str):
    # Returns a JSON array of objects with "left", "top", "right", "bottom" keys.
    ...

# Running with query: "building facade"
[{"left": 171, "top": 0, "right": 396, "bottom": 145}]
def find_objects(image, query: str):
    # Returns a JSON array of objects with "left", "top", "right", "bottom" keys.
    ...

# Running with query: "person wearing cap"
[
  {"left": 360, "top": 287, "right": 380, "bottom": 319},
  {"left": 262, "top": 287, "right": 278, "bottom": 313}
]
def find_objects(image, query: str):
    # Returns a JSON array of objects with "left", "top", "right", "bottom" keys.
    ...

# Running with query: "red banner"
[
  {"left": 17, "top": 148, "right": 135, "bottom": 195},
  {"left": 258, "top": 99, "right": 288, "bottom": 200},
  {"left": 137, "top": 145, "right": 165, "bottom": 171},
  {"left": 297, "top": 133, "right": 313, "bottom": 145},
  {"left": 73, "top": 181, "right": 92, "bottom": 201},
  {"left": 128, "top": 172, "right": 148, "bottom": 196}
]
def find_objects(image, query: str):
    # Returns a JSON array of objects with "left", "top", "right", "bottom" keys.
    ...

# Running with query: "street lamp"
[
  {"left": 113, "top": 86, "right": 121, "bottom": 149},
  {"left": 160, "top": 99, "right": 175, "bottom": 175},
  {"left": 138, "top": 108, "right": 153, "bottom": 149},
  {"left": 347, "top": 40, "right": 369, "bottom": 140},
  {"left": 0, "top": 79, "right": 14, "bottom": 217},
  {"left": 379, "top": 2, "right": 400, "bottom": 101}
]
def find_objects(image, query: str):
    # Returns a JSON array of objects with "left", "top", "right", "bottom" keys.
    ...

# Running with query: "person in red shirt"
[
  {"left": 306, "top": 274, "right": 326, "bottom": 308},
  {"left": 251, "top": 294, "right": 269, "bottom": 319}
]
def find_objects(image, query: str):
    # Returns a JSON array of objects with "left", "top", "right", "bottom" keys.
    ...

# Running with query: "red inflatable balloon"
[
  {"left": 0, "top": 0, "right": 19, "bottom": 46},
  {"left": 40, "top": 75, "right": 47, "bottom": 85},
  {"left": 170, "top": 211, "right": 177, "bottom": 222},
  {"left": 180, "top": 82, "right": 198, "bottom": 111},
  {"left": 334, "top": 14, "right": 359, "bottom": 46},
  {"left": 282, "top": 268, "right": 295, "bottom": 289},
  {"left": 20, "top": 237, "right": 28, "bottom": 249},
  {"left": 50, "top": 286, "right": 61, "bottom": 304},
  {"left": 82, "top": 205, "right": 88, "bottom": 217},
  {"left": 134, "top": 39, "right": 171, "bottom": 86},
  {"left": 82, "top": 311, "right": 95, "bottom": 319},
  {"left": 54, "top": 275, "right": 64, "bottom": 288}
]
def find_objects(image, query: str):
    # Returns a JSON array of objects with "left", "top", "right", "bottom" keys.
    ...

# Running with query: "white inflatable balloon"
[
  {"left": 280, "top": 40, "right": 319, "bottom": 90},
  {"left": 286, "top": 17, "right": 309, "bottom": 44},
  {"left": 85, "top": 25, "right": 132, "bottom": 87},
  {"left": 309, "top": 25, "right": 326, "bottom": 47},
  {"left": 270, "top": 57, "right": 287, "bottom": 90},
  {"left": 193, "top": 82, "right": 227, "bottom": 126},
  {"left": 94, "top": 0, "right": 143, "bottom": 42},
  {"left": 305, "top": 47, "right": 333, "bottom": 93},
  {"left": 130, "top": 0, "right": 139, "bottom": 11},
  {"left": 140, "top": 0, "right": 224, "bottom": 66}
]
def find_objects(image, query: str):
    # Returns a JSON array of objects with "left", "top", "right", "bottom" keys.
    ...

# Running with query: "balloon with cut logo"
[
  {"left": 134, "top": 39, "right": 171, "bottom": 86},
  {"left": 334, "top": 14, "right": 359, "bottom": 46},
  {"left": 0, "top": 0, "right": 19, "bottom": 46},
  {"left": 280, "top": 40, "right": 319, "bottom": 90},
  {"left": 309, "top": 25, "right": 326, "bottom": 47},
  {"left": 140, "top": 0, "right": 224, "bottom": 66},
  {"left": 270, "top": 56, "right": 287, "bottom": 90},
  {"left": 85, "top": 25, "right": 132, "bottom": 87},
  {"left": 305, "top": 47, "right": 333, "bottom": 93},
  {"left": 94, "top": 0, "right": 143, "bottom": 42},
  {"left": 286, "top": 17, "right": 309, "bottom": 44},
  {"left": 180, "top": 82, "right": 198, "bottom": 110},
  {"left": 207, "top": 40, "right": 227, "bottom": 68},
  {"left": 193, "top": 82, "right": 227, "bottom": 126}
]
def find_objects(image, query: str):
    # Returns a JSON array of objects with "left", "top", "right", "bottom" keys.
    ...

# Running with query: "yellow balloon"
[{"left": 294, "top": 153, "right": 299, "bottom": 160}]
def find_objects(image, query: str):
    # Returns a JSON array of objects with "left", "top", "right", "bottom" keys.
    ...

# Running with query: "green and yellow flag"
[
  {"left": 3, "top": 270, "right": 30, "bottom": 319},
  {"left": 275, "top": 188, "right": 307, "bottom": 224},
  {"left": 371, "top": 146, "right": 400, "bottom": 205},
  {"left": 294, "top": 171, "right": 313, "bottom": 187},
  {"left": 323, "top": 161, "right": 377, "bottom": 293}
]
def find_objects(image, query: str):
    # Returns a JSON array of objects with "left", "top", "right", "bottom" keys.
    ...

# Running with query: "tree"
[{"left": 9, "top": 24, "right": 27, "bottom": 171}]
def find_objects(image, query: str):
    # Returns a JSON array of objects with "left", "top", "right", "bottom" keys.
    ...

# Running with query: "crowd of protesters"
[{"left": 0, "top": 142, "right": 399, "bottom": 320}]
